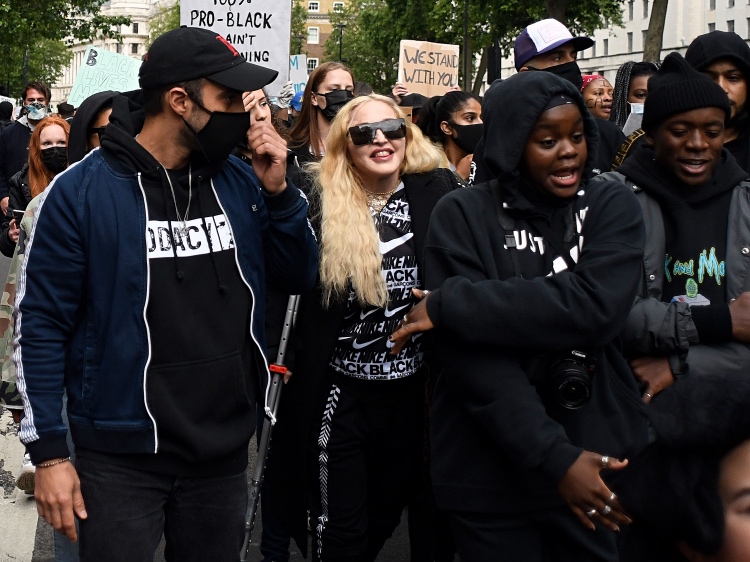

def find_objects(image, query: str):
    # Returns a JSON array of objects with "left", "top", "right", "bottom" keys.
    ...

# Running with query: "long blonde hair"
[{"left": 311, "top": 94, "right": 446, "bottom": 308}]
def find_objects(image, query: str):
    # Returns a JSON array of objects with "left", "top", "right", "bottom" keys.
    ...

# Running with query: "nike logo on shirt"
[
  {"left": 383, "top": 303, "right": 411, "bottom": 317},
  {"left": 379, "top": 232, "right": 414, "bottom": 256},
  {"left": 352, "top": 337, "right": 382, "bottom": 350}
]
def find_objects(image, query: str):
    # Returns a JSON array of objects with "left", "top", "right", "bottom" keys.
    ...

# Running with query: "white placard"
[
  {"left": 181, "top": 0, "right": 292, "bottom": 96},
  {"left": 67, "top": 47, "right": 141, "bottom": 107},
  {"left": 289, "top": 55, "right": 307, "bottom": 93}
]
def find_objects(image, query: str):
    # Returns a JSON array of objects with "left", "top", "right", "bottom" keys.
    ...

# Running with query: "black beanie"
[
  {"left": 685, "top": 30, "right": 750, "bottom": 81},
  {"left": 642, "top": 52, "right": 731, "bottom": 134}
]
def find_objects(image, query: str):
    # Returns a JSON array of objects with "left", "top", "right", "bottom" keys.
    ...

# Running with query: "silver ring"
[
  {"left": 586, "top": 509, "right": 597, "bottom": 517},
  {"left": 608, "top": 492, "right": 617, "bottom": 503},
  {"left": 644, "top": 392, "right": 652, "bottom": 398},
  {"left": 423, "top": 290, "right": 430, "bottom": 296},
  {"left": 601, "top": 456, "right": 610, "bottom": 469},
  {"left": 402, "top": 315, "right": 409, "bottom": 324},
  {"left": 601, "top": 505, "right": 612, "bottom": 516}
]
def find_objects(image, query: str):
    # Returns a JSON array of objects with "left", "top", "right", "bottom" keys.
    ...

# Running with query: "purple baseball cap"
[{"left": 514, "top": 19, "right": 594, "bottom": 70}]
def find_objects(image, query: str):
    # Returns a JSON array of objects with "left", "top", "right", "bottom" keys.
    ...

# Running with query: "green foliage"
[
  {"left": 324, "top": 0, "right": 625, "bottom": 94},
  {"left": 0, "top": 40, "right": 72, "bottom": 101},
  {"left": 148, "top": 1, "right": 181, "bottom": 48},
  {"left": 290, "top": 0, "right": 307, "bottom": 54},
  {"left": 0, "top": 0, "right": 130, "bottom": 98}
]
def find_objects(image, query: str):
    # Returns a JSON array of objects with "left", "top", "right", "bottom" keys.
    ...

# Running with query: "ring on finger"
[
  {"left": 601, "top": 505, "right": 612, "bottom": 516},
  {"left": 608, "top": 492, "right": 617, "bottom": 503},
  {"left": 586, "top": 509, "right": 597, "bottom": 517},
  {"left": 644, "top": 391, "right": 652, "bottom": 398},
  {"left": 601, "top": 455, "right": 610, "bottom": 469}
]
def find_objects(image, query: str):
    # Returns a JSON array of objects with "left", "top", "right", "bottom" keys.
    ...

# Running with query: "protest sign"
[
  {"left": 181, "top": 0, "right": 292, "bottom": 96},
  {"left": 397, "top": 40, "right": 459, "bottom": 97},
  {"left": 289, "top": 55, "right": 308, "bottom": 93},
  {"left": 67, "top": 47, "right": 141, "bottom": 107}
]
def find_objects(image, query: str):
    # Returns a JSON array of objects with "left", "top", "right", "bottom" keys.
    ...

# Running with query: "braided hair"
[{"left": 610, "top": 61, "right": 659, "bottom": 128}]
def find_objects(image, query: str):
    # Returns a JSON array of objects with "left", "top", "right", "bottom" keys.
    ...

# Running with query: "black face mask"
[
  {"left": 528, "top": 60, "right": 583, "bottom": 91},
  {"left": 318, "top": 89, "right": 354, "bottom": 122},
  {"left": 41, "top": 146, "right": 68, "bottom": 174},
  {"left": 184, "top": 98, "right": 250, "bottom": 164},
  {"left": 448, "top": 122, "right": 483, "bottom": 154}
]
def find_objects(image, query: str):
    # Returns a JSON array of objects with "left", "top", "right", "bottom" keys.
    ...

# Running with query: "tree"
[
  {"left": 324, "top": 0, "right": 624, "bottom": 95},
  {"left": 643, "top": 0, "right": 668, "bottom": 62},
  {"left": 290, "top": 0, "right": 307, "bottom": 54},
  {"left": 148, "top": 1, "right": 181, "bottom": 48},
  {"left": 0, "top": 0, "right": 129, "bottom": 97},
  {"left": 0, "top": 40, "right": 72, "bottom": 100}
]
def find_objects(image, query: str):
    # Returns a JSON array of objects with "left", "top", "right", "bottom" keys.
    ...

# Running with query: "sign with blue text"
[
  {"left": 181, "top": 0, "right": 292, "bottom": 96},
  {"left": 67, "top": 48, "right": 141, "bottom": 107},
  {"left": 289, "top": 55, "right": 308, "bottom": 93}
]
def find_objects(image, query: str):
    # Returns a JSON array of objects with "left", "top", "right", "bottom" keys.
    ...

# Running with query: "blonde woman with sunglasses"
[{"left": 273, "top": 94, "right": 461, "bottom": 562}]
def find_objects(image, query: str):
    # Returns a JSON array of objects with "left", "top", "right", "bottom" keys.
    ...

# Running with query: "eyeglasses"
[
  {"left": 347, "top": 118, "right": 406, "bottom": 146},
  {"left": 88, "top": 126, "right": 107, "bottom": 141}
]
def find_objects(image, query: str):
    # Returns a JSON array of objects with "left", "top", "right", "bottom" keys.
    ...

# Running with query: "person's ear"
[
  {"left": 311, "top": 92, "right": 321, "bottom": 108},
  {"left": 677, "top": 540, "right": 715, "bottom": 562},
  {"left": 440, "top": 120, "right": 454, "bottom": 137},
  {"left": 519, "top": 66, "right": 530, "bottom": 73},
  {"left": 167, "top": 87, "right": 190, "bottom": 117}
]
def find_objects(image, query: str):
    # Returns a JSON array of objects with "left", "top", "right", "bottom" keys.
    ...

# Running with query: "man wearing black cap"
[
  {"left": 594, "top": 53, "right": 750, "bottom": 405},
  {"left": 14, "top": 27, "right": 318, "bottom": 560},
  {"left": 686, "top": 30, "right": 750, "bottom": 173},
  {"left": 511, "top": 18, "right": 625, "bottom": 175}
]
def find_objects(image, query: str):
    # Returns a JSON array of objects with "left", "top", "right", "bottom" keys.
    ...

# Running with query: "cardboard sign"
[
  {"left": 289, "top": 55, "right": 308, "bottom": 94},
  {"left": 181, "top": 0, "right": 292, "bottom": 96},
  {"left": 397, "top": 40, "right": 459, "bottom": 98},
  {"left": 67, "top": 47, "right": 141, "bottom": 107}
]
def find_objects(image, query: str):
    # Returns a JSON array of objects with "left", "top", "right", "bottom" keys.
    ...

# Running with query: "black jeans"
[
  {"left": 76, "top": 456, "right": 247, "bottom": 562},
  {"left": 447, "top": 507, "right": 618, "bottom": 562},
  {"left": 311, "top": 373, "right": 424, "bottom": 562}
]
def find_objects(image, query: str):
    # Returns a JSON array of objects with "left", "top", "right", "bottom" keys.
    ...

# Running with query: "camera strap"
[{"left": 490, "top": 180, "right": 523, "bottom": 279}]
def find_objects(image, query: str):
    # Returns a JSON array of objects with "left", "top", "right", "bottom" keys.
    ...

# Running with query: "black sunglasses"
[
  {"left": 88, "top": 126, "right": 107, "bottom": 141},
  {"left": 348, "top": 118, "right": 406, "bottom": 146}
]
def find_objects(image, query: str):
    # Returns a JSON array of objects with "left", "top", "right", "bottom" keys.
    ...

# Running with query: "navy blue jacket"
[{"left": 15, "top": 148, "right": 318, "bottom": 464}]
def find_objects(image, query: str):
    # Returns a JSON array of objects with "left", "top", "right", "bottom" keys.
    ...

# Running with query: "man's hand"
[
  {"left": 729, "top": 292, "right": 750, "bottom": 342},
  {"left": 0, "top": 197, "right": 8, "bottom": 215},
  {"left": 557, "top": 451, "right": 631, "bottom": 532},
  {"left": 246, "top": 121, "right": 288, "bottom": 195},
  {"left": 389, "top": 289, "right": 433, "bottom": 355},
  {"left": 34, "top": 460, "right": 87, "bottom": 542},
  {"left": 629, "top": 356, "right": 675, "bottom": 403}
]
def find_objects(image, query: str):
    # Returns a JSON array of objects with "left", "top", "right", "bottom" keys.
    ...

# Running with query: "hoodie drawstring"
[
  {"left": 196, "top": 176, "right": 228, "bottom": 294},
  {"left": 159, "top": 167, "right": 185, "bottom": 281}
]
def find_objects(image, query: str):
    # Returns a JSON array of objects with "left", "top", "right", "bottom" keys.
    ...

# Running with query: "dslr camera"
[{"left": 526, "top": 350, "right": 597, "bottom": 410}]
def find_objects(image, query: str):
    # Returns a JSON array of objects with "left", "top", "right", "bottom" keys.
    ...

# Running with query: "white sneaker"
[{"left": 16, "top": 452, "right": 35, "bottom": 494}]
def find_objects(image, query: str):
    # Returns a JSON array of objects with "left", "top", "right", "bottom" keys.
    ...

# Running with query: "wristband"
[{"left": 37, "top": 457, "right": 71, "bottom": 468}]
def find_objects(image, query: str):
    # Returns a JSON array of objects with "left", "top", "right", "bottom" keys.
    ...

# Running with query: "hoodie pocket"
[{"left": 146, "top": 350, "right": 256, "bottom": 462}]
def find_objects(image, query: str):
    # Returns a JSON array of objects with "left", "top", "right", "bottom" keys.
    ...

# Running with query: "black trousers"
[
  {"left": 447, "top": 507, "right": 618, "bottom": 562},
  {"left": 310, "top": 372, "right": 423, "bottom": 562}
]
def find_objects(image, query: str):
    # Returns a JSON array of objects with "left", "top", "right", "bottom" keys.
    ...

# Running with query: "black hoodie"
[
  {"left": 68, "top": 90, "right": 118, "bottom": 164},
  {"left": 81, "top": 92, "right": 258, "bottom": 477},
  {"left": 618, "top": 143, "right": 748, "bottom": 343},
  {"left": 423, "top": 72, "right": 649, "bottom": 515}
]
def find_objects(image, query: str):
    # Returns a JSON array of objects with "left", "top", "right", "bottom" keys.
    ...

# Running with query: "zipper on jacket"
[
  {"left": 137, "top": 173, "right": 159, "bottom": 453},
  {"left": 209, "top": 179, "right": 273, "bottom": 412}
]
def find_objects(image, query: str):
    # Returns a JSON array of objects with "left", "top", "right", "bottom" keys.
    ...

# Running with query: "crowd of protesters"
[{"left": 0, "top": 17, "right": 750, "bottom": 562}]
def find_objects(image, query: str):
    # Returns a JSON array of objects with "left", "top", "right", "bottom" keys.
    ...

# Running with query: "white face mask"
[{"left": 628, "top": 102, "right": 645, "bottom": 115}]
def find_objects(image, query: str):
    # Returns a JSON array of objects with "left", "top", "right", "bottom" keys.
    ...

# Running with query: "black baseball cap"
[{"left": 139, "top": 27, "right": 278, "bottom": 92}]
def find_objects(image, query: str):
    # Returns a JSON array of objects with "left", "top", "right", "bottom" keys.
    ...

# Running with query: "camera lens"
[{"left": 550, "top": 359, "right": 592, "bottom": 410}]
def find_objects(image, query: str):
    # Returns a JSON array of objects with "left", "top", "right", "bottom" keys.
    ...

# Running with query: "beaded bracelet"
[{"left": 37, "top": 457, "right": 71, "bottom": 468}]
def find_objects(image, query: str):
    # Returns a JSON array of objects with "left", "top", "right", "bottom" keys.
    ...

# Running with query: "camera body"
[{"left": 526, "top": 349, "right": 597, "bottom": 410}]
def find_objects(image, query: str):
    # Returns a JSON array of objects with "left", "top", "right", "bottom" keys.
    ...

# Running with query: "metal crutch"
[{"left": 240, "top": 294, "right": 300, "bottom": 561}]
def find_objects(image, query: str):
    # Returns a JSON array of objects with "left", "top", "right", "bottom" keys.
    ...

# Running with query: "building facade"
[
  {"left": 302, "top": 0, "right": 346, "bottom": 73},
  {"left": 499, "top": 0, "right": 750, "bottom": 84},
  {"left": 52, "top": 0, "right": 157, "bottom": 106}
]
